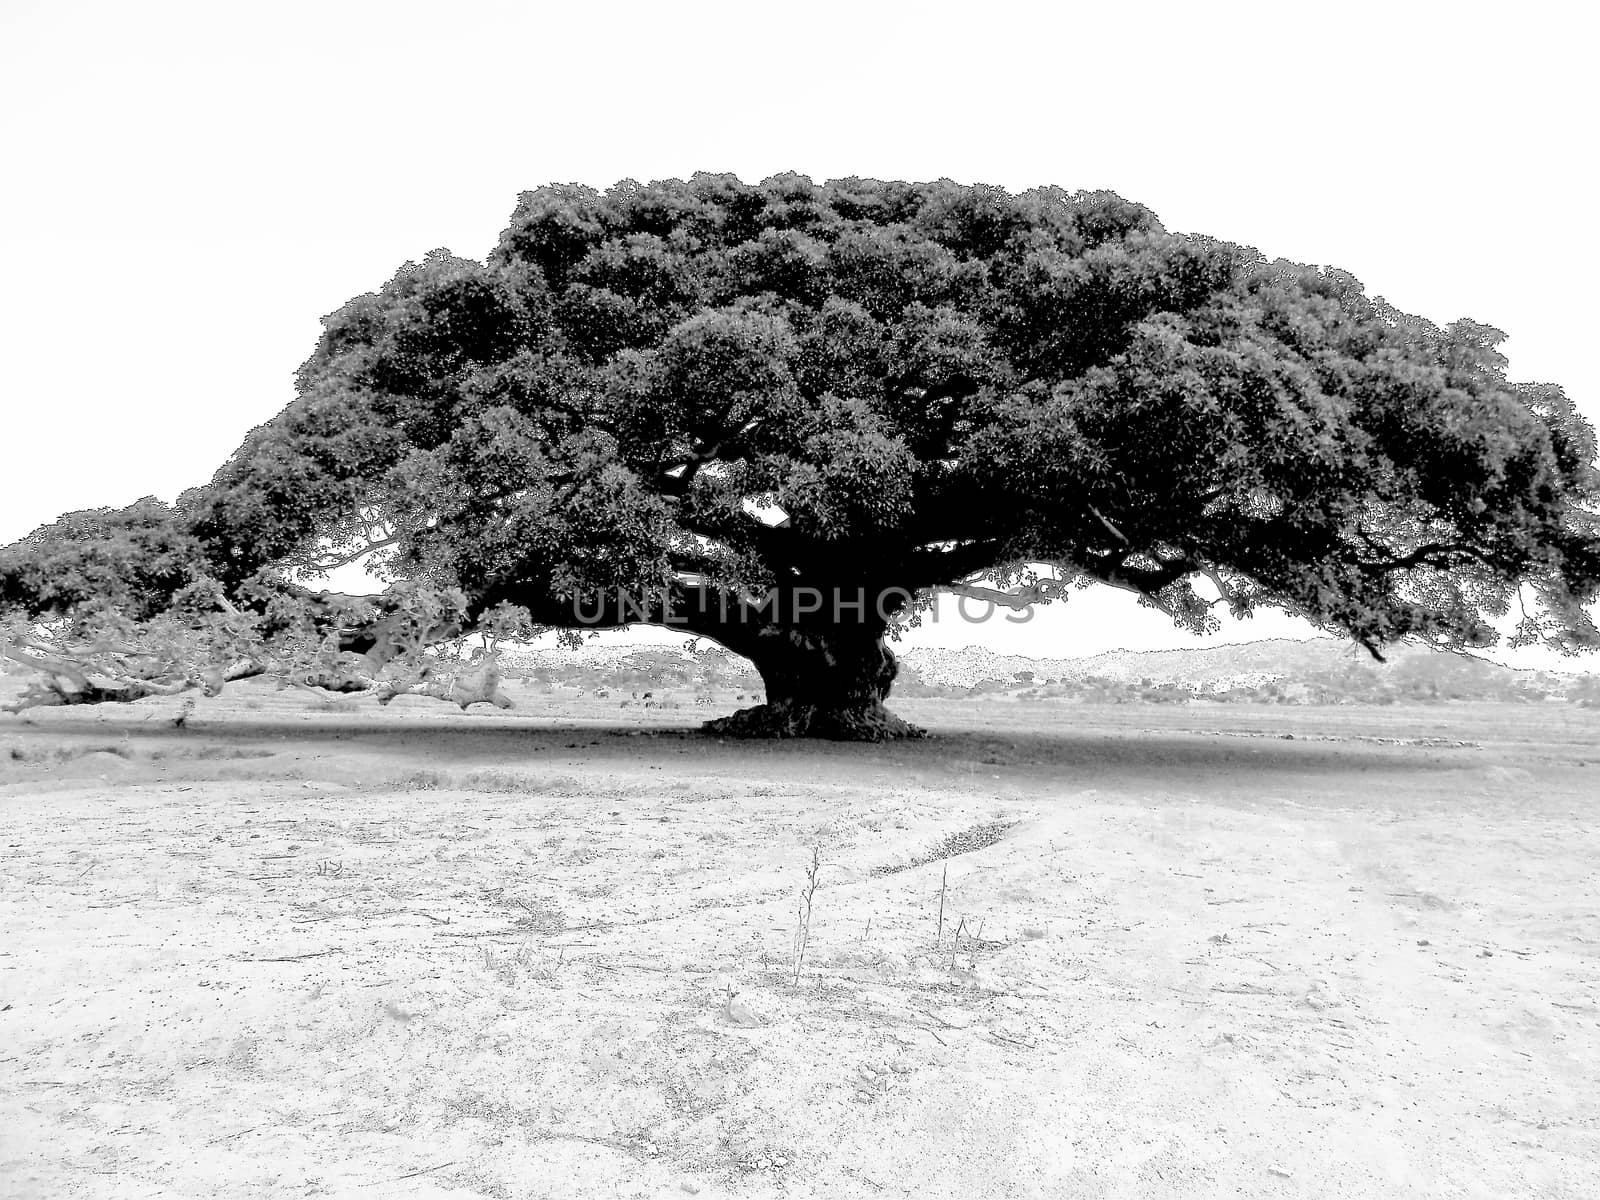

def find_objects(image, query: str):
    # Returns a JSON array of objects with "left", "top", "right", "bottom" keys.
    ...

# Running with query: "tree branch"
[
  {"left": 899, "top": 539, "right": 1012, "bottom": 591},
  {"left": 299, "top": 535, "right": 402, "bottom": 574},
  {"left": 1, "top": 640, "right": 266, "bottom": 712},
  {"left": 1087, "top": 505, "right": 1130, "bottom": 545},
  {"left": 657, "top": 421, "right": 763, "bottom": 498},
  {"left": 1091, "top": 575, "right": 1184, "bottom": 620},
  {"left": 1351, "top": 536, "right": 1489, "bottom": 575},
  {"left": 942, "top": 576, "right": 1075, "bottom": 611}
]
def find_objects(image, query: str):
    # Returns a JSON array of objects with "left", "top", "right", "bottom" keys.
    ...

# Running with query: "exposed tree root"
[{"left": 702, "top": 699, "right": 927, "bottom": 742}]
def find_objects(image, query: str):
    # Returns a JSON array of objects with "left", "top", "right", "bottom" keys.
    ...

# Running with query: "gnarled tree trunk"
[{"left": 702, "top": 626, "right": 925, "bottom": 742}]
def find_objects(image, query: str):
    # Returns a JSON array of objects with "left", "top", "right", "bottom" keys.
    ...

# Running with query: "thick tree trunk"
[
  {"left": 702, "top": 627, "right": 926, "bottom": 742},
  {"left": 488, "top": 579, "right": 926, "bottom": 741}
]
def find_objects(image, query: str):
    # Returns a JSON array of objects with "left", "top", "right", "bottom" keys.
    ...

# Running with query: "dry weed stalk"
[
  {"left": 943, "top": 915, "right": 989, "bottom": 972},
  {"left": 791, "top": 845, "right": 822, "bottom": 987}
]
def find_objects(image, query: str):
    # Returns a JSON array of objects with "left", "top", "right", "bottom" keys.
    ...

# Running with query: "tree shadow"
[{"left": 4, "top": 709, "right": 1475, "bottom": 788}]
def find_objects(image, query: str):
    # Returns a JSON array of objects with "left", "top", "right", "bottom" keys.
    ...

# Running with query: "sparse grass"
[
  {"left": 355, "top": 769, "right": 597, "bottom": 798},
  {"left": 872, "top": 819, "right": 1019, "bottom": 876},
  {"left": 924, "top": 819, "right": 1017, "bottom": 860},
  {"left": 458, "top": 769, "right": 530, "bottom": 793},
  {"left": 507, "top": 894, "right": 568, "bottom": 935},
  {"left": 8, "top": 742, "right": 140, "bottom": 763},
  {"left": 458, "top": 769, "right": 583, "bottom": 795},
  {"left": 480, "top": 938, "right": 569, "bottom": 987},
  {"left": 394, "top": 768, "right": 451, "bottom": 791},
  {"left": 149, "top": 745, "right": 275, "bottom": 762}
]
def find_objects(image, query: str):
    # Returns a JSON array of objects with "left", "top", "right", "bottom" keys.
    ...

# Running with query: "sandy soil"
[{"left": 2, "top": 682, "right": 1598, "bottom": 1198}]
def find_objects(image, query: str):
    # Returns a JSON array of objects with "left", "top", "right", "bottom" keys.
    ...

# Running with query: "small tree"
[{"left": 4, "top": 175, "right": 1598, "bottom": 737}]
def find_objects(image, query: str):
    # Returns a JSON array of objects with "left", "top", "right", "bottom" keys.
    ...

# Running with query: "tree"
[{"left": 3, "top": 174, "right": 1599, "bottom": 738}]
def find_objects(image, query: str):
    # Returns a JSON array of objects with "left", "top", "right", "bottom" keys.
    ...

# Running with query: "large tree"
[{"left": 4, "top": 174, "right": 1599, "bottom": 737}]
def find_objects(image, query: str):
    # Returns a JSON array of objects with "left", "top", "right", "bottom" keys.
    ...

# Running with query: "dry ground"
[{"left": 2, "top": 681, "right": 1597, "bottom": 1198}]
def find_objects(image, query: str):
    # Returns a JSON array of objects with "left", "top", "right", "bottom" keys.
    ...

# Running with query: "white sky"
[{"left": 2, "top": 0, "right": 1595, "bottom": 665}]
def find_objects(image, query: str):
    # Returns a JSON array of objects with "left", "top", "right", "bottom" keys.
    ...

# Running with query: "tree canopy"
[{"left": 4, "top": 174, "right": 1598, "bottom": 737}]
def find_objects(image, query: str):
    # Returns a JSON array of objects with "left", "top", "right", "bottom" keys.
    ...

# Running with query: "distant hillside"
[
  {"left": 896, "top": 638, "right": 1592, "bottom": 705},
  {"left": 486, "top": 636, "right": 1600, "bottom": 706},
  {"left": 497, "top": 643, "right": 761, "bottom": 696},
  {"left": 899, "top": 638, "right": 1462, "bottom": 689}
]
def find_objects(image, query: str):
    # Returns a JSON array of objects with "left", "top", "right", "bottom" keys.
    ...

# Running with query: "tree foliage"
[{"left": 4, "top": 174, "right": 1598, "bottom": 736}]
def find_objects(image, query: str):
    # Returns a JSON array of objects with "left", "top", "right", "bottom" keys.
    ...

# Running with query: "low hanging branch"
[
  {"left": 0, "top": 637, "right": 243, "bottom": 709},
  {"left": 0, "top": 582, "right": 531, "bottom": 714},
  {"left": 943, "top": 574, "right": 1077, "bottom": 612}
]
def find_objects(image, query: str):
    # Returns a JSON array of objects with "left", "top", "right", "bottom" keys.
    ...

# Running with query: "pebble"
[
  {"left": 1303, "top": 979, "right": 1342, "bottom": 1010},
  {"left": 723, "top": 994, "right": 764, "bottom": 1027}
]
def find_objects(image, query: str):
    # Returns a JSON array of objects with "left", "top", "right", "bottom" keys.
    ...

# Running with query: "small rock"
[
  {"left": 723, "top": 992, "right": 764, "bottom": 1028},
  {"left": 680, "top": 1183, "right": 700, "bottom": 1195},
  {"left": 1021, "top": 927, "right": 1045, "bottom": 940},
  {"left": 1303, "top": 980, "right": 1341, "bottom": 1010},
  {"left": 1417, "top": 939, "right": 1430, "bottom": 947}
]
